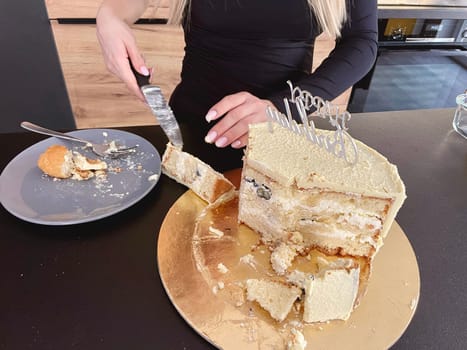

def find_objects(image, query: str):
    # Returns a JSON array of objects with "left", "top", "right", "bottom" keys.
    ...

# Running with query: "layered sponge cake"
[
  {"left": 238, "top": 122, "right": 406, "bottom": 260},
  {"left": 161, "top": 143, "right": 235, "bottom": 204},
  {"left": 239, "top": 121, "right": 405, "bottom": 324}
]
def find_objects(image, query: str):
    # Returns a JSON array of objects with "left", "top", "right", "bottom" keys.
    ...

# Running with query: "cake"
[
  {"left": 238, "top": 122, "right": 406, "bottom": 260},
  {"left": 245, "top": 279, "right": 301, "bottom": 322},
  {"left": 37, "top": 144, "right": 74, "bottom": 179},
  {"left": 161, "top": 143, "right": 235, "bottom": 203},
  {"left": 303, "top": 258, "right": 360, "bottom": 323},
  {"left": 237, "top": 120, "right": 405, "bottom": 323},
  {"left": 37, "top": 144, "right": 107, "bottom": 180},
  {"left": 161, "top": 106, "right": 406, "bottom": 327}
]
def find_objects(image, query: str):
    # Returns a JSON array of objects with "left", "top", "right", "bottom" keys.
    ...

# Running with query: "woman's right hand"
[{"left": 96, "top": 3, "right": 149, "bottom": 101}]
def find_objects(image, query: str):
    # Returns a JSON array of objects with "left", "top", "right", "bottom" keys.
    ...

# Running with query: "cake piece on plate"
[
  {"left": 245, "top": 279, "right": 301, "bottom": 322},
  {"left": 238, "top": 122, "right": 406, "bottom": 259},
  {"left": 161, "top": 143, "right": 235, "bottom": 203},
  {"left": 71, "top": 151, "right": 107, "bottom": 180},
  {"left": 37, "top": 144, "right": 107, "bottom": 180}
]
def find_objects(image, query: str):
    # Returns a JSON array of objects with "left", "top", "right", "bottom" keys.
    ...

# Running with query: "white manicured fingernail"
[
  {"left": 231, "top": 140, "right": 242, "bottom": 148},
  {"left": 205, "top": 131, "right": 217, "bottom": 143},
  {"left": 141, "top": 66, "right": 149, "bottom": 76},
  {"left": 215, "top": 136, "right": 228, "bottom": 147},
  {"left": 205, "top": 110, "right": 217, "bottom": 122}
]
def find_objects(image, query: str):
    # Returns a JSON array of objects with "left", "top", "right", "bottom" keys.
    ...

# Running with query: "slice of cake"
[
  {"left": 303, "top": 260, "right": 360, "bottom": 323},
  {"left": 37, "top": 144, "right": 74, "bottom": 179},
  {"left": 37, "top": 144, "right": 107, "bottom": 180},
  {"left": 161, "top": 143, "right": 235, "bottom": 203},
  {"left": 238, "top": 122, "right": 406, "bottom": 259},
  {"left": 245, "top": 279, "right": 301, "bottom": 322}
]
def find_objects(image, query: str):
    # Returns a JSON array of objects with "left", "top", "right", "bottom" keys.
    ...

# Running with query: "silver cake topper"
[{"left": 266, "top": 81, "right": 359, "bottom": 165}]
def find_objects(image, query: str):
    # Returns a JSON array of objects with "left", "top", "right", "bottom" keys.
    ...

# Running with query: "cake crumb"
[
  {"left": 148, "top": 173, "right": 159, "bottom": 181},
  {"left": 208, "top": 226, "right": 224, "bottom": 238},
  {"left": 240, "top": 254, "right": 256, "bottom": 268},
  {"left": 287, "top": 328, "right": 307, "bottom": 350},
  {"left": 271, "top": 243, "right": 298, "bottom": 276},
  {"left": 287, "top": 270, "right": 307, "bottom": 289},
  {"left": 217, "top": 263, "right": 229, "bottom": 274}
]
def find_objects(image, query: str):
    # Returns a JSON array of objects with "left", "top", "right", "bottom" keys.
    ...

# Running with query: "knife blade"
[{"left": 131, "top": 62, "right": 184, "bottom": 148}]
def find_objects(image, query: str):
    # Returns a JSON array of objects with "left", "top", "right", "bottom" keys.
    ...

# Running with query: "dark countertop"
[{"left": 1, "top": 108, "right": 466, "bottom": 350}]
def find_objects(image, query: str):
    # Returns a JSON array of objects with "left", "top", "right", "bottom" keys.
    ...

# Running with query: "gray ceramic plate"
[{"left": 0, "top": 129, "right": 161, "bottom": 225}]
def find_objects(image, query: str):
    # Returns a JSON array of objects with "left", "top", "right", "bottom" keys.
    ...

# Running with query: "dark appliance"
[{"left": 348, "top": 0, "right": 467, "bottom": 113}]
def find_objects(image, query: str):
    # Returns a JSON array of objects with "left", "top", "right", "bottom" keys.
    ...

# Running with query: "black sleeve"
[{"left": 268, "top": 0, "right": 378, "bottom": 112}]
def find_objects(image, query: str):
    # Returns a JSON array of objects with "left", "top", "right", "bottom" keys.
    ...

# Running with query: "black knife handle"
[{"left": 129, "top": 59, "right": 150, "bottom": 87}]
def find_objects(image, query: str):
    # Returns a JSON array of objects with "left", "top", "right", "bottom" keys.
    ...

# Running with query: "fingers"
[
  {"left": 205, "top": 92, "right": 272, "bottom": 149},
  {"left": 96, "top": 7, "right": 149, "bottom": 102},
  {"left": 205, "top": 92, "right": 250, "bottom": 122}
]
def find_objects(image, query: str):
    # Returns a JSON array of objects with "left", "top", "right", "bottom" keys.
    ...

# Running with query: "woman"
[{"left": 96, "top": 0, "right": 377, "bottom": 160}]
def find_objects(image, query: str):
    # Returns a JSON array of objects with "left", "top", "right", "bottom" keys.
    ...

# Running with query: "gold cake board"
[{"left": 157, "top": 170, "right": 420, "bottom": 349}]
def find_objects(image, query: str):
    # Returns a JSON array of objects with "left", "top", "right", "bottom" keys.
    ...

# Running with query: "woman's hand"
[
  {"left": 204, "top": 92, "right": 275, "bottom": 149},
  {"left": 96, "top": 4, "right": 149, "bottom": 101}
]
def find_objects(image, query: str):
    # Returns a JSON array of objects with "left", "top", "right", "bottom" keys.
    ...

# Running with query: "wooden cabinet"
[
  {"left": 45, "top": 0, "right": 350, "bottom": 129},
  {"left": 45, "top": 0, "right": 183, "bottom": 129},
  {"left": 45, "top": 0, "right": 170, "bottom": 19}
]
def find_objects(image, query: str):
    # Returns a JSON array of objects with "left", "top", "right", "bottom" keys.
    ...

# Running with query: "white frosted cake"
[
  {"left": 238, "top": 122, "right": 406, "bottom": 260},
  {"left": 237, "top": 120, "right": 406, "bottom": 323}
]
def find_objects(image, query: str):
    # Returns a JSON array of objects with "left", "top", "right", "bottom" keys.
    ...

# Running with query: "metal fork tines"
[{"left": 20, "top": 122, "right": 137, "bottom": 158}]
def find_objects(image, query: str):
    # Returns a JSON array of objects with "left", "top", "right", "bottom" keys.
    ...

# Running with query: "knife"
[{"left": 130, "top": 62, "right": 184, "bottom": 148}]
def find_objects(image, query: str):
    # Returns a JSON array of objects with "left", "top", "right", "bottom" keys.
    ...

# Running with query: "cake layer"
[
  {"left": 245, "top": 122, "right": 406, "bottom": 239},
  {"left": 239, "top": 167, "right": 389, "bottom": 257}
]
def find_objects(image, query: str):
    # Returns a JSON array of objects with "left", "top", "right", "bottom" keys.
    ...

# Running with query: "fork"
[{"left": 20, "top": 121, "right": 137, "bottom": 158}]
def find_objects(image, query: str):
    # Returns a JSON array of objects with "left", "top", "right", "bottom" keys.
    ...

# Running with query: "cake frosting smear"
[{"left": 239, "top": 82, "right": 406, "bottom": 328}]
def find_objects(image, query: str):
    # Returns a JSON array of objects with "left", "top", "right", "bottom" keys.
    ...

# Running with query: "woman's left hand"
[{"left": 204, "top": 91, "right": 275, "bottom": 149}]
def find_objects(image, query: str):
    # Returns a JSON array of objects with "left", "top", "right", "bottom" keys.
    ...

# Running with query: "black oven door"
[
  {"left": 349, "top": 48, "right": 467, "bottom": 113},
  {"left": 348, "top": 6, "right": 467, "bottom": 113}
]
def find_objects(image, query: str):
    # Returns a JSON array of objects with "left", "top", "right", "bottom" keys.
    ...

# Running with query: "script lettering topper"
[{"left": 266, "top": 81, "right": 359, "bottom": 165}]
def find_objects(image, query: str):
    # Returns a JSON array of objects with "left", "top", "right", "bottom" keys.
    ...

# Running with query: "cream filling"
[
  {"left": 240, "top": 181, "right": 382, "bottom": 250},
  {"left": 297, "top": 221, "right": 379, "bottom": 247},
  {"left": 336, "top": 213, "right": 382, "bottom": 230}
]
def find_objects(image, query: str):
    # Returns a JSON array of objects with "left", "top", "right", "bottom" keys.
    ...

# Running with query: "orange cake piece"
[
  {"left": 37, "top": 144, "right": 107, "bottom": 180},
  {"left": 38, "top": 144, "right": 74, "bottom": 179}
]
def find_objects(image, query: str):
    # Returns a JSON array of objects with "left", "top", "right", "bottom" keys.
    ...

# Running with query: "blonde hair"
[{"left": 166, "top": 0, "right": 347, "bottom": 38}]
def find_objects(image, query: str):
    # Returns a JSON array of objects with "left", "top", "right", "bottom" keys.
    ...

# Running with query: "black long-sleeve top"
[{"left": 169, "top": 0, "right": 377, "bottom": 159}]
